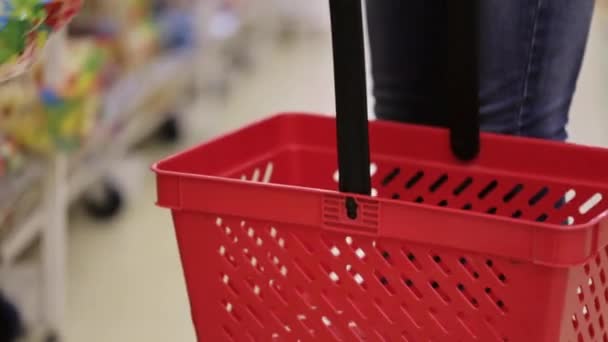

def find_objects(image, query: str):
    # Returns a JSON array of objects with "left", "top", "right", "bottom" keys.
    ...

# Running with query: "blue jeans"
[{"left": 366, "top": 0, "right": 595, "bottom": 140}]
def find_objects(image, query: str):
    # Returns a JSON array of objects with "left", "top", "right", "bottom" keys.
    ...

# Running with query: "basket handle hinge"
[{"left": 323, "top": 194, "right": 379, "bottom": 235}]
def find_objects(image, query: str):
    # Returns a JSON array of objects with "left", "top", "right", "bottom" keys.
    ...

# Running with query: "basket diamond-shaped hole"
[
  {"left": 578, "top": 286, "right": 585, "bottom": 302},
  {"left": 564, "top": 216, "right": 576, "bottom": 226},
  {"left": 503, "top": 184, "right": 524, "bottom": 203},
  {"left": 355, "top": 248, "right": 366, "bottom": 260},
  {"left": 271, "top": 255, "right": 280, "bottom": 265},
  {"left": 348, "top": 321, "right": 365, "bottom": 340},
  {"left": 580, "top": 193, "right": 603, "bottom": 215},
  {"left": 584, "top": 305, "right": 590, "bottom": 320},
  {"left": 430, "top": 281, "right": 450, "bottom": 303},
  {"left": 251, "top": 168, "right": 261, "bottom": 182},
  {"left": 478, "top": 180, "right": 498, "bottom": 199},
  {"left": 404, "top": 250, "right": 422, "bottom": 270},
  {"left": 405, "top": 171, "right": 424, "bottom": 189},
  {"left": 529, "top": 187, "right": 549, "bottom": 206},
  {"left": 590, "top": 278, "right": 597, "bottom": 293},
  {"left": 573, "top": 314, "right": 580, "bottom": 329},
  {"left": 430, "top": 174, "right": 448, "bottom": 192},
  {"left": 353, "top": 273, "right": 365, "bottom": 286},
  {"left": 432, "top": 254, "right": 451, "bottom": 274},
  {"left": 345, "top": 236, "right": 353, "bottom": 246},
  {"left": 219, "top": 245, "right": 237, "bottom": 267},
  {"left": 262, "top": 162, "right": 274, "bottom": 183},
  {"left": 382, "top": 168, "right": 401, "bottom": 186},
  {"left": 375, "top": 272, "right": 396, "bottom": 295},
  {"left": 556, "top": 189, "right": 577, "bottom": 209},
  {"left": 330, "top": 246, "right": 341, "bottom": 257},
  {"left": 403, "top": 278, "right": 423, "bottom": 299},
  {"left": 348, "top": 266, "right": 366, "bottom": 287},
  {"left": 454, "top": 177, "right": 473, "bottom": 196}
]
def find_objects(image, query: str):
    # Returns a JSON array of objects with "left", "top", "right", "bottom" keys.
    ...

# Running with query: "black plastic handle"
[
  {"left": 446, "top": 0, "right": 481, "bottom": 161},
  {"left": 329, "top": 0, "right": 480, "bottom": 198},
  {"left": 330, "top": 0, "right": 372, "bottom": 196}
]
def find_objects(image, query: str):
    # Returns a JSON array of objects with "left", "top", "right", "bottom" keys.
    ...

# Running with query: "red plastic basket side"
[{"left": 171, "top": 209, "right": 584, "bottom": 341}]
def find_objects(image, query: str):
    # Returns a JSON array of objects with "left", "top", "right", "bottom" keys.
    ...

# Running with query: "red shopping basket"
[{"left": 154, "top": 2, "right": 608, "bottom": 341}]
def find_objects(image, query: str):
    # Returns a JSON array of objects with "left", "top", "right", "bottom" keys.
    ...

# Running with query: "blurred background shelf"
[
  {"left": 0, "top": 0, "right": 288, "bottom": 340},
  {"left": 0, "top": 160, "right": 45, "bottom": 264}
]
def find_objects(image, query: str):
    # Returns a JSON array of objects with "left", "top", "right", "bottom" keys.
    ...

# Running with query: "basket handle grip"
[{"left": 329, "top": 0, "right": 481, "bottom": 198}]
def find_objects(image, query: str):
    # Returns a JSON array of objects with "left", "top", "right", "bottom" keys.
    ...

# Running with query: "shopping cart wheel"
[
  {"left": 157, "top": 116, "right": 181, "bottom": 143},
  {"left": 83, "top": 181, "right": 124, "bottom": 220}
]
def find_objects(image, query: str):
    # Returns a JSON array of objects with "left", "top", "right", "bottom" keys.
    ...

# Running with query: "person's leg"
[
  {"left": 479, "top": 0, "right": 595, "bottom": 140},
  {"left": 367, "top": 0, "right": 595, "bottom": 140},
  {"left": 366, "top": 0, "right": 447, "bottom": 126}
]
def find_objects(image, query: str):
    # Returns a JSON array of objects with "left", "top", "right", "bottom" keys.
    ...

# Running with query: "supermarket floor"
[{"left": 65, "top": 10, "right": 608, "bottom": 342}]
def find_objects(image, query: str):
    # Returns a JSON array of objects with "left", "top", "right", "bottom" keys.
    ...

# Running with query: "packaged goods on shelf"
[
  {"left": 0, "top": 162, "right": 43, "bottom": 241},
  {"left": 0, "top": 135, "right": 25, "bottom": 177},
  {"left": 0, "top": 39, "right": 111, "bottom": 154},
  {"left": 0, "top": 132, "right": 41, "bottom": 244},
  {"left": 0, "top": 0, "right": 82, "bottom": 82},
  {"left": 70, "top": 0, "right": 162, "bottom": 70}
]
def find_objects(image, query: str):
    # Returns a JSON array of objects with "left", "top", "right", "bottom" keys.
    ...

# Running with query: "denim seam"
[{"left": 518, "top": 0, "right": 543, "bottom": 136}]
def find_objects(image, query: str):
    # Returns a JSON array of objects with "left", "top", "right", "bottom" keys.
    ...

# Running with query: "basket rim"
[
  {"left": 153, "top": 112, "right": 608, "bottom": 232},
  {"left": 153, "top": 113, "right": 608, "bottom": 267},
  {"left": 153, "top": 163, "right": 608, "bottom": 232}
]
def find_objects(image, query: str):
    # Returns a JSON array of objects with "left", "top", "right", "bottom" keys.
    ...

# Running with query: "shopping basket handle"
[
  {"left": 329, "top": 0, "right": 372, "bottom": 197},
  {"left": 446, "top": 1, "right": 481, "bottom": 161},
  {"left": 329, "top": 0, "right": 481, "bottom": 199}
]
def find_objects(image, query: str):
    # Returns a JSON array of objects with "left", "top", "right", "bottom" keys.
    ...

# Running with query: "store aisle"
[
  {"left": 65, "top": 7, "right": 608, "bottom": 342},
  {"left": 64, "top": 34, "right": 335, "bottom": 342}
]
